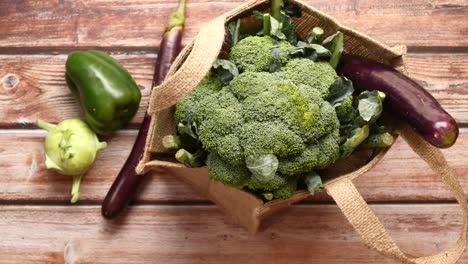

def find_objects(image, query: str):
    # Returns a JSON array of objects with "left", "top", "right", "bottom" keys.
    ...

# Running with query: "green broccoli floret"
[
  {"left": 316, "top": 128, "right": 340, "bottom": 169},
  {"left": 242, "top": 79, "right": 327, "bottom": 143},
  {"left": 197, "top": 90, "right": 245, "bottom": 165},
  {"left": 283, "top": 58, "right": 338, "bottom": 99},
  {"left": 206, "top": 153, "right": 250, "bottom": 188},
  {"left": 248, "top": 173, "right": 287, "bottom": 191},
  {"left": 335, "top": 96, "right": 355, "bottom": 123},
  {"left": 272, "top": 177, "right": 298, "bottom": 200},
  {"left": 240, "top": 121, "right": 305, "bottom": 158},
  {"left": 227, "top": 71, "right": 282, "bottom": 100},
  {"left": 278, "top": 127, "right": 340, "bottom": 175},
  {"left": 229, "top": 36, "right": 294, "bottom": 72},
  {"left": 174, "top": 75, "right": 223, "bottom": 124}
]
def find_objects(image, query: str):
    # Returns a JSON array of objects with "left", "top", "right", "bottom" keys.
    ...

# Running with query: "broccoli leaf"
[
  {"left": 253, "top": 8, "right": 298, "bottom": 44},
  {"left": 282, "top": 2, "right": 302, "bottom": 17},
  {"left": 253, "top": 10, "right": 264, "bottom": 20},
  {"left": 270, "top": 46, "right": 283, "bottom": 73},
  {"left": 322, "top": 31, "right": 344, "bottom": 69},
  {"left": 303, "top": 172, "right": 323, "bottom": 195},
  {"left": 280, "top": 10, "right": 297, "bottom": 44},
  {"left": 176, "top": 149, "right": 207, "bottom": 168},
  {"left": 246, "top": 154, "right": 279, "bottom": 181},
  {"left": 253, "top": 11, "right": 266, "bottom": 36},
  {"left": 328, "top": 76, "right": 354, "bottom": 106},
  {"left": 289, "top": 41, "right": 331, "bottom": 61},
  {"left": 177, "top": 120, "right": 199, "bottom": 140},
  {"left": 213, "top": 59, "right": 239, "bottom": 85},
  {"left": 228, "top": 19, "right": 241, "bottom": 46},
  {"left": 359, "top": 132, "right": 395, "bottom": 149},
  {"left": 357, "top": 90, "right": 385, "bottom": 123},
  {"left": 340, "top": 125, "right": 370, "bottom": 159},
  {"left": 269, "top": 15, "right": 286, "bottom": 40}
]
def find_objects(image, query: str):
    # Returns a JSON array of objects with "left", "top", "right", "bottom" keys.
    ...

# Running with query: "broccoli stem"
[
  {"left": 175, "top": 149, "right": 195, "bottom": 162},
  {"left": 162, "top": 134, "right": 182, "bottom": 150},
  {"left": 175, "top": 149, "right": 206, "bottom": 168},
  {"left": 340, "top": 125, "right": 370, "bottom": 159},
  {"left": 177, "top": 122, "right": 198, "bottom": 140},
  {"left": 263, "top": 192, "right": 274, "bottom": 201},
  {"left": 377, "top": 91, "right": 386, "bottom": 101},
  {"left": 232, "top": 19, "right": 241, "bottom": 46},
  {"left": 271, "top": 0, "right": 284, "bottom": 22},
  {"left": 308, "top": 27, "right": 324, "bottom": 44},
  {"left": 329, "top": 31, "right": 344, "bottom": 69},
  {"left": 263, "top": 14, "right": 271, "bottom": 36},
  {"left": 70, "top": 174, "right": 83, "bottom": 204},
  {"left": 360, "top": 132, "right": 395, "bottom": 149}
]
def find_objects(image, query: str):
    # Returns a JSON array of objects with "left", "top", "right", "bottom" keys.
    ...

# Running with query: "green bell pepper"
[{"left": 65, "top": 50, "right": 142, "bottom": 135}]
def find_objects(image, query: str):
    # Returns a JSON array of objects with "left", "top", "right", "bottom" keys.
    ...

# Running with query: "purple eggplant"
[
  {"left": 337, "top": 55, "right": 458, "bottom": 148},
  {"left": 101, "top": 0, "right": 186, "bottom": 219}
]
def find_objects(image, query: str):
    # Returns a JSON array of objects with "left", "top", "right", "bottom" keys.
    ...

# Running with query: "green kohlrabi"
[{"left": 37, "top": 119, "right": 107, "bottom": 203}]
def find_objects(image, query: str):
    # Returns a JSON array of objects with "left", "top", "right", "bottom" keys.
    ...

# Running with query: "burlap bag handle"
[{"left": 325, "top": 125, "right": 468, "bottom": 264}]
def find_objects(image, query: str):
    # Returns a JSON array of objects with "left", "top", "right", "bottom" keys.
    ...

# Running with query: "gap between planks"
[{"left": 0, "top": 46, "right": 467, "bottom": 55}]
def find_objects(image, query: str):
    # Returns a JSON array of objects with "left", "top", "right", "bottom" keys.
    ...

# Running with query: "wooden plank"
[
  {"left": 0, "top": 54, "right": 155, "bottom": 126},
  {"left": 405, "top": 53, "right": 468, "bottom": 124},
  {"left": 0, "top": 128, "right": 467, "bottom": 203},
  {"left": 0, "top": 0, "right": 467, "bottom": 49},
  {"left": 1, "top": 52, "right": 467, "bottom": 126},
  {"left": 0, "top": 204, "right": 465, "bottom": 263}
]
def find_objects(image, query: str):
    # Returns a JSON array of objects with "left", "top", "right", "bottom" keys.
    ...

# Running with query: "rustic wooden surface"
[{"left": 0, "top": 0, "right": 467, "bottom": 263}]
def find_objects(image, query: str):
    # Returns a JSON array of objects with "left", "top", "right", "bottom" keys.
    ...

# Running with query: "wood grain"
[
  {"left": 1, "top": 52, "right": 467, "bottom": 126},
  {"left": 0, "top": 0, "right": 467, "bottom": 50},
  {"left": 1, "top": 128, "right": 466, "bottom": 203},
  {"left": 0, "top": 54, "right": 155, "bottom": 126},
  {"left": 0, "top": 204, "right": 465, "bottom": 263}
]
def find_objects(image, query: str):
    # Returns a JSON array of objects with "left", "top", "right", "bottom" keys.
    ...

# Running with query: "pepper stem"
[
  {"left": 70, "top": 175, "right": 83, "bottom": 204},
  {"left": 166, "top": 0, "right": 186, "bottom": 32},
  {"left": 36, "top": 119, "right": 56, "bottom": 132}
]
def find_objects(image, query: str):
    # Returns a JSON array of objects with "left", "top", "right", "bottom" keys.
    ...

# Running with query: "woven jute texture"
[{"left": 137, "top": 0, "right": 467, "bottom": 263}]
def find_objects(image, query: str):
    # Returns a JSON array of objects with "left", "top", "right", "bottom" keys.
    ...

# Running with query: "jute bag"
[{"left": 137, "top": 0, "right": 468, "bottom": 262}]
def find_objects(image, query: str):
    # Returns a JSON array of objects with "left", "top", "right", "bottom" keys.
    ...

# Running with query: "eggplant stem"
[
  {"left": 166, "top": 0, "right": 186, "bottom": 32},
  {"left": 70, "top": 175, "right": 83, "bottom": 204}
]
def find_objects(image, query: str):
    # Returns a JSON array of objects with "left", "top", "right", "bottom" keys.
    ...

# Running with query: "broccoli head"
[
  {"left": 173, "top": 32, "right": 345, "bottom": 200},
  {"left": 174, "top": 69, "right": 340, "bottom": 197},
  {"left": 229, "top": 36, "right": 294, "bottom": 72},
  {"left": 283, "top": 58, "right": 338, "bottom": 99}
]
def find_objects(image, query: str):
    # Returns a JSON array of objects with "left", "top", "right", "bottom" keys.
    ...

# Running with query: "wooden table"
[{"left": 1, "top": 0, "right": 467, "bottom": 263}]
